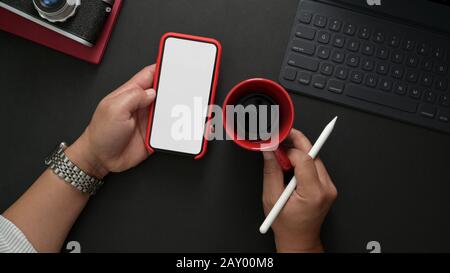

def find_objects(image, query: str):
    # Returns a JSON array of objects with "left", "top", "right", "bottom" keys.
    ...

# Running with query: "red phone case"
[{"left": 145, "top": 32, "right": 222, "bottom": 159}]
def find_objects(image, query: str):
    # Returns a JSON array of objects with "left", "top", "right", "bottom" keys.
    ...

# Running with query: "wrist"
[
  {"left": 275, "top": 235, "right": 324, "bottom": 253},
  {"left": 65, "top": 136, "right": 109, "bottom": 179}
]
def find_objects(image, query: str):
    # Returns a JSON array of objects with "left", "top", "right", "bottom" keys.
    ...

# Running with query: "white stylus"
[{"left": 259, "top": 116, "right": 338, "bottom": 234}]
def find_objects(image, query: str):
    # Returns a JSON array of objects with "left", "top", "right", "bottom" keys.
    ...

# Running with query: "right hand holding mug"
[{"left": 262, "top": 129, "right": 338, "bottom": 253}]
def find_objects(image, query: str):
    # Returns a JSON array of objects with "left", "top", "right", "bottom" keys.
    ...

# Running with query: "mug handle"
[{"left": 273, "top": 146, "right": 293, "bottom": 172}]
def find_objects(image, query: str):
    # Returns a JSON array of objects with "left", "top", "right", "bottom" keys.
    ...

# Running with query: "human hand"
[
  {"left": 65, "top": 65, "right": 157, "bottom": 179},
  {"left": 262, "top": 129, "right": 337, "bottom": 253}
]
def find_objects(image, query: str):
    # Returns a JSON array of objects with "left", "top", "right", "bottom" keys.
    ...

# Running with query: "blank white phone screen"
[{"left": 150, "top": 37, "right": 217, "bottom": 155}]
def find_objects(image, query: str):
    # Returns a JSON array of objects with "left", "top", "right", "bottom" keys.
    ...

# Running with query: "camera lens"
[
  {"left": 33, "top": 0, "right": 81, "bottom": 23},
  {"left": 39, "top": 0, "right": 65, "bottom": 9}
]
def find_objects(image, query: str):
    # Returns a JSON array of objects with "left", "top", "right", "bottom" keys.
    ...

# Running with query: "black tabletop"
[{"left": 1, "top": 0, "right": 450, "bottom": 253}]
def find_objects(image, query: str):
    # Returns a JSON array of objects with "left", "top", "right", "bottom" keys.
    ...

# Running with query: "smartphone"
[{"left": 146, "top": 33, "right": 222, "bottom": 159}]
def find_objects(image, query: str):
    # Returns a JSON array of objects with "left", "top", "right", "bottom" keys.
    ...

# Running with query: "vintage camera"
[{"left": 0, "top": 0, "right": 115, "bottom": 46}]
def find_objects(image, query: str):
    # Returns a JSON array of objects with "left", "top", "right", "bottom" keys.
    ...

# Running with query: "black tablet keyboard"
[{"left": 279, "top": 0, "right": 450, "bottom": 134}]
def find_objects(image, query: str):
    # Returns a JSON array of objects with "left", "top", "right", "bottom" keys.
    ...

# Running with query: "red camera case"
[{"left": 0, "top": 0, "right": 122, "bottom": 64}]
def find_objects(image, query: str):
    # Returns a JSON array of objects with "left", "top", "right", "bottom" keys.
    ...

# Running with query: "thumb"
[
  {"left": 262, "top": 152, "right": 285, "bottom": 208},
  {"left": 116, "top": 88, "right": 156, "bottom": 115}
]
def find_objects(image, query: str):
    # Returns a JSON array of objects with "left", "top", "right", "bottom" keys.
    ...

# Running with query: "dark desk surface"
[{"left": 1, "top": 0, "right": 450, "bottom": 253}]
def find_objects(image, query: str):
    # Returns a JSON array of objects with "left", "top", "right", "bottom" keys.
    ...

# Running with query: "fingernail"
[{"left": 145, "top": 89, "right": 156, "bottom": 97}]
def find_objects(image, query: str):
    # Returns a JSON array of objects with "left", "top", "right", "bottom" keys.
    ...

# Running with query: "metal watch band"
[{"left": 45, "top": 142, "right": 104, "bottom": 195}]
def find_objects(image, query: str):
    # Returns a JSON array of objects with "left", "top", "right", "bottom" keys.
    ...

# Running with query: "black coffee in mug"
[
  {"left": 223, "top": 78, "right": 295, "bottom": 170},
  {"left": 234, "top": 92, "right": 280, "bottom": 141}
]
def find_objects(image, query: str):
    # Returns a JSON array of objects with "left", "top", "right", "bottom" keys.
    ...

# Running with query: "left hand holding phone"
[
  {"left": 2, "top": 65, "right": 158, "bottom": 252},
  {"left": 66, "top": 65, "right": 157, "bottom": 179}
]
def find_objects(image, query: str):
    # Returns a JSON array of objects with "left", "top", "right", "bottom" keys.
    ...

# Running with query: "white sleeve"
[{"left": 0, "top": 215, "right": 37, "bottom": 253}]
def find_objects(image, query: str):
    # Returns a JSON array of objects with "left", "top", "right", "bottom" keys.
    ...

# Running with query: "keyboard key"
[
  {"left": 402, "top": 39, "right": 416, "bottom": 51},
  {"left": 362, "top": 43, "right": 375, "bottom": 56},
  {"left": 393, "top": 82, "right": 407, "bottom": 95},
  {"left": 365, "top": 74, "right": 378, "bottom": 88},
  {"left": 432, "top": 47, "right": 445, "bottom": 60},
  {"left": 343, "top": 22, "right": 357, "bottom": 36},
  {"left": 331, "top": 50, "right": 345, "bottom": 63},
  {"left": 320, "top": 63, "right": 334, "bottom": 76},
  {"left": 295, "top": 25, "right": 316, "bottom": 40},
  {"left": 376, "top": 47, "right": 389, "bottom": 60},
  {"left": 346, "top": 39, "right": 360, "bottom": 52},
  {"left": 406, "top": 70, "right": 419, "bottom": 83},
  {"left": 438, "top": 109, "right": 449, "bottom": 123},
  {"left": 329, "top": 18, "right": 342, "bottom": 32},
  {"left": 346, "top": 54, "right": 360, "bottom": 67},
  {"left": 288, "top": 53, "right": 320, "bottom": 72},
  {"left": 313, "top": 15, "right": 327, "bottom": 28},
  {"left": 346, "top": 84, "right": 418, "bottom": 113},
  {"left": 312, "top": 75, "right": 327, "bottom": 89},
  {"left": 291, "top": 39, "right": 316, "bottom": 55},
  {"left": 376, "top": 62, "right": 389, "bottom": 75},
  {"left": 391, "top": 50, "right": 404, "bottom": 63},
  {"left": 350, "top": 71, "right": 364, "bottom": 83},
  {"left": 332, "top": 35, "right": 345, "bottom": 48},
  {"left": 373, "top": 31, "right": 385, "bottom": 43},
  {"left": 358, "top": 26, "right": 371, "bottom": 39},
  {"left": 418, "top": 43, "right": 430, "bottom": 56},
  {"left": 298, "top": 71, "right": 312, "bottom": 85},
  {"left": 379, "top": 78, "right": 393, "bottom": 92},
  {"left": 283, "top": 67, "right": 297, "bottom": 81},
  {"left": 423, "top": 89, "right": 436, "bottom": 103},
  {"left": 362, "top": 59, "right": 374, "bottom": 71},
  {"left": 335, "top": 66, "right": 349, "bottom": 80},
  {"left": 318, "top": 46, "right": 331, "bottom": 59},
  {"left": 328, "top": 79, "right": 345, "bottom": 94},
  {"left": 387, "top": 34, "right": 400, "bottom": 48},
  {"left": 317, "top": 31, "right": 331, "bottom": 44},
  {"left": 435, "top": 78, "right": 448, "bottom": 91},
  {"left": 421, "top": 59, "right": 433, "bottom": 71},
  {"left": 439, "top": 94, "right": 450, "bottom": 107},
  {"left": 419, "top": 104, "right": 436, "bottom": 118},
  {"left": 299, "top": 11, "right": 313, "bottom": 24},
  {"left": 420, "top": 73, "right": 433, "bottom": 87},
  {"left": 391, "top": 66, "right": 404, "bottom": 79},
  {"left": 434, "top": 62, "right": 448, "bottom": 75},
  {"left": 406, "top": 55, "right": 419, "bottom": 67},
  {"left": 409, "top": 86, "right": 422, "bottom": 99}
]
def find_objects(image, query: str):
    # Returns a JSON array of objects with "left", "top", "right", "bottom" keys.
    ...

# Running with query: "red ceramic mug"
[{"left": 222, "top": 78, "right": 295, "bottom": 171}]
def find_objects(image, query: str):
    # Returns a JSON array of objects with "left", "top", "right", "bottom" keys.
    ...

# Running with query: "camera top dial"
[{"left": 33, "top": 0, "right": 81, "bottom": 23}]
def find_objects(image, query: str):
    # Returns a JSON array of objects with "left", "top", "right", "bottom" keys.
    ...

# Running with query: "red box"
[{"left": 0, "top": 0, "right": 123, "bottom": 64}]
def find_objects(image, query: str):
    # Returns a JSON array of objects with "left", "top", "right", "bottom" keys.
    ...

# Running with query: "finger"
[
  {"left": 115, "top": 88, "right": 156, "bottom": 117},
  {"left": 314, "top": 159, "right": 337, "bottom": 200},
  {"left": 314, "top": 158, "right": 333, "bottom": 185},
  {"left": 127, "top": 65, "right": 156, "bottom": 90},
  {"left": 137, "top": 107, "right": 150, "bottom": 141},
  {"left": 262, "top": 152, "right": 285, "bottom": 204},
  {"left": 286, "top": 148, "right": 321, "bottom": 196},
  {"left": 286, "top": 129, "right": 330, "bottom": 186},
  {"left": 109, "top": 65, "right": 156, "bottom": 98},
  {"left": 284, "top": 128, "right": 313, "bottom": 153}
]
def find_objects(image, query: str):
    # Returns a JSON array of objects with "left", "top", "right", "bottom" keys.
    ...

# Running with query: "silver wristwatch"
[{"left": 45, "top": 142, "right": 104, "bottom": 195}]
